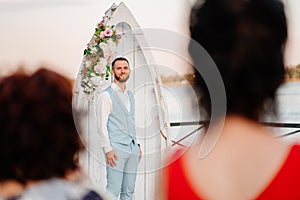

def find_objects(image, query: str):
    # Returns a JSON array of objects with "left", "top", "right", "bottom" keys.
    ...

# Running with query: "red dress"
[{"left": 164, "top": 144, "right": 300, "bottom": 199}]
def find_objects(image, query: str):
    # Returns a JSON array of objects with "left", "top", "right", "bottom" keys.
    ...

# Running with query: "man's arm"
[
  {"left": 96, "top": 92, "right": 118, "bottom": 167},
  {"left": 96, "top": 91, "right": 113, "bottom": 153}
]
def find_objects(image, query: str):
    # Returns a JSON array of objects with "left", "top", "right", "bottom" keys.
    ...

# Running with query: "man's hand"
[{"left": 106, "top": 150, "right": 118, "bottom": 167}]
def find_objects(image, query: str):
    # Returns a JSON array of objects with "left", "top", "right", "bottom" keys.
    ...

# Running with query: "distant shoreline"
[
  {"left": 162, "top": 81, "right": 193, "bottom": 86},
  {"left": 284, "top": 79, "right": 300, "bottom": 83},
  {"left": 162, "top": 79, "right": 300, "bottom": 86}
]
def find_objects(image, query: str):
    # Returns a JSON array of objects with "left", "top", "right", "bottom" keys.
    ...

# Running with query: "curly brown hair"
[{"left": 0, "top": 68, "right": 83, "bottom": 183}]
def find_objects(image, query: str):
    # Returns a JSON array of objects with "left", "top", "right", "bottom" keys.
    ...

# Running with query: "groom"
[{"left": 96, "top": 57, "right": 141, "bottom": 200}]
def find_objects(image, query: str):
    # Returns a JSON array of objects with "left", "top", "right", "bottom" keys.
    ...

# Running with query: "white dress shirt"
[{"left": 96, "top": 82, "right": 131, "bottom": 153}]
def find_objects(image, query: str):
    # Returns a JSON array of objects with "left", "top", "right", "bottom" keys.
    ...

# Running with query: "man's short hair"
[{"left": 111, "top": 57, "right": 129, "bottom": 70}]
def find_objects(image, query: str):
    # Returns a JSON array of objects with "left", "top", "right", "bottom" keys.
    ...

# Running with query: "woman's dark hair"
[
  {"left": 0, "top": 68, "right": 83, "bottom": 182},
  {"left": 189, "top": 0, "right": 287, "bottom": 120}
]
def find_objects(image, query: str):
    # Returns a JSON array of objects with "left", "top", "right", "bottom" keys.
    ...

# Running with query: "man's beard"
[{"left": 114, "top": 73, "right": 129, "bottom": 82}]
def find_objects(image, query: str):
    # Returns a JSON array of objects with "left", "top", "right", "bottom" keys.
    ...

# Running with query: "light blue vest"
[{"left": 106, "top": 86, "right": 136, "bottom": 145}]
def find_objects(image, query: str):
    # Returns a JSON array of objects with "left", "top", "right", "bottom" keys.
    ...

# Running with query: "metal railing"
[{"left": 169, "top": 121, "right": 300, "bottom": 147}]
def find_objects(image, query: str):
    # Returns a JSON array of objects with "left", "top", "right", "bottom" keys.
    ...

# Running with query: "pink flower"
[
  {"left": 104, "top": 29, "right": 113, "bottom": 37},
  {"left": 81, "top": 67, "right": 87, "bottom": 76},
  {"left": 97, "top": 20, "right": 105, "bottom": 29},
  {"left": 100, "top": 20, "right": 105, "bottom": 26},
  {"left": 103, "top": 48, "right": 116, "bottom": 64},
  {"left": 94, "top": 65, "right": 101, "bottom": 73},
  {"left": 100, "top": 31, "right": 105, "bottom": 38}
]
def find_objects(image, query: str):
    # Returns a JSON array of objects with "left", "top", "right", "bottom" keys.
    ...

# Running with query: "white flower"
[
  {"left": 99, "top": 42, "right": 108, "bottom": 51},
  {"left": 88, "top": 37, "right": 98, "bottom": 46},
  {"left": 84, "top": 60, "right": 92, "bottom": 68},
  {"left": 107, "top": 38, "right": 117, "bottom": 48},
  {"left": 91, "top": 76, "right": 102, "bottom": 84},
  {"left": 94, "top": 64, "right": 101, "bottom": 73},
  {"left": 90, "top": 46, "right": 98, "bottom": 54},
  {"left": 100, "top": 31, "right": 105, "bottom": 38},
  {"left": 93, "top": 58, "right": 106, "bottom": 73},
  {"left": 100, "top": 57, "right": 107, "bottom": 66},
  {"left": 103, "top": 47, "right": 116, "bottom": 64}
]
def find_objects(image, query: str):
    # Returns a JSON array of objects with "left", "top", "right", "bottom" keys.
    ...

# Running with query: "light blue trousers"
[{"left": 106, "top": 141, "right": 140, "bottom": 200}]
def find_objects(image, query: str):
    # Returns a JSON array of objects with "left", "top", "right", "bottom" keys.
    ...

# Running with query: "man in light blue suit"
[{"left": 97, "top": 57, "right": 142, "bottom": 200}]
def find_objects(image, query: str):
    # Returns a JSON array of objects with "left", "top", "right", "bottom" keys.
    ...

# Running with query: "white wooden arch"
[{"left": 73, "top": 2, "right": 170, "bottom": 199}]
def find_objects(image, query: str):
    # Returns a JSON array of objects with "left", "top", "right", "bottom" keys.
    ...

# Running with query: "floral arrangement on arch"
[{"left": 80, "top": 18, "right": 121, "bottom": 101}]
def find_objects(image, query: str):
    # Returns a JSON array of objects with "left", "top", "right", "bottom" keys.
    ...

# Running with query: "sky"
[{"left": 0, "top": 0, "right": 299, "bottom": 78}]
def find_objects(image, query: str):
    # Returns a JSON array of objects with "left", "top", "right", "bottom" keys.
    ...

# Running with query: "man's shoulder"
[
  {"left": 103, "top": 85, "right": 113, "bottom": 94},
  {"left": 97, "top": 90, "right": 111, "bottom": 103},
  {"left": 99, "top": 85, "right": 112, "bottom": 95}
]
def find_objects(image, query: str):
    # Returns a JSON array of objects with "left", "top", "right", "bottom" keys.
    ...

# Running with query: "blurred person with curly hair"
[{"left": 0, "top": 68, "right": 104, "bottom": 200}]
